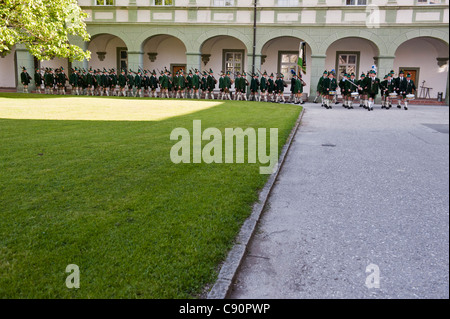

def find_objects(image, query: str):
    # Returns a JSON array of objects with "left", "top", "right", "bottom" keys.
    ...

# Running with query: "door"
[
  {"left": 172, "top": 64, "right": 187, "bottom": 75},
  {"left": 399, "top": 68, "right": 420, "bottom": 97}
]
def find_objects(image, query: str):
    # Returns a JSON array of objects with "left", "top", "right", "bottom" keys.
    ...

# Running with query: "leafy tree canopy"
[{"left": 0, "top": 0, "right": 91, "bottom": 61}]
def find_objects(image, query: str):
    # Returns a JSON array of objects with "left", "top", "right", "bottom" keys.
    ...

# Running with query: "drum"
[
  {"left": 351, "top": 92, "right": 359, "bottom": 98},
  {"left": 406, "top": 94, "right": 415, "bottom": 100},
  {"left": 328, "top": 91, "right": 336, "bottom": 95},
  {"left": 389, "top": 92, "right": 398, "bottom": 97}
]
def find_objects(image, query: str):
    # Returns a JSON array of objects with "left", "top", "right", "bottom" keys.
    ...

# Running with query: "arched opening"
[
  {"left": 325, "top": 37, "right": 380, "bottom": 81},
  {"left": 142, "top": 35, "right": 187, "bottom": 75},
  {"left": 394, "top": 37, "right": 449, "bottom": 100},
  {"left": 200, "top": 35, "right": 248, "bottom": 77},
  {"left": 261, "top": 36, "right": 312, "bottom": 94},
  {"left": 87, "top": 33, "right": 128, "bottom": 72}
]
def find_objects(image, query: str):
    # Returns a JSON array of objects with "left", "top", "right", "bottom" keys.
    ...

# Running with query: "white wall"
[
  {"left": 143, "top": 36, "right": 187, "bottom": 71},
  {"left": 0, "top": 48, "right": 16, "bottom": 88},
  {"left": 394, "top": 38, "right": 448, "bottom": 99}
]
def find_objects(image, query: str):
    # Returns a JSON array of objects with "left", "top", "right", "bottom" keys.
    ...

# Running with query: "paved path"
[{"left": 230, "top": 103, "right": 449, "bottom": 299}]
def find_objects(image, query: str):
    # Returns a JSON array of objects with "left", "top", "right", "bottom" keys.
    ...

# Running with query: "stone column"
[
  {"left": 309, "top": 54, "right": 327, "bottom": 101},
  {"left": 376, "top": 56, "right": 395, "bottom": 78},
  {"left": 376, "top": 55, "right": 395, "bottom": 103},
  {"left": 186, "top": 52, "right": 201, "bottom": 73},
  {"left": 127, "top": 51, "right": 144, "bottom": 72},
  {"left": 15, "top": 44, "right": 35, "bottom": 92}
]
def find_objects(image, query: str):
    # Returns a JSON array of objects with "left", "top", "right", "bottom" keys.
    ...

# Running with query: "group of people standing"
[
  {"left": 20, "top": 66, "right": 416, "bottom": 110},
  {"left": 315, "top": 69, "right": 416, "bottom": 111},
  {"left": 20, "top": 66, "right": 308, "bottom": 104}
]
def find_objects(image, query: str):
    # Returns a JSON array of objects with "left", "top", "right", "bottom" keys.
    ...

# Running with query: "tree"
[{"left": 0, "top": 0, "right": 91, "bottom": 61}]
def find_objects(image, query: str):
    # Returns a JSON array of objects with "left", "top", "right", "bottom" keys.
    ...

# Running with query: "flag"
[{"left": 298, "top": 42, "right": 306, "bottom": 74}]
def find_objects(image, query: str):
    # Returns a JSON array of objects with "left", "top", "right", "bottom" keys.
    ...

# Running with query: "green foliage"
[{"left": 0, "top": 0, "right": 91, "bottom": 61}]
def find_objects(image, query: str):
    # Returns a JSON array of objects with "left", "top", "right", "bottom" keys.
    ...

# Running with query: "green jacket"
[
  {"left": 192, "top": 74, "right": 200, "bottom": 89},
  {"left": 21, "top": 71, "right": 31, "bottom": 85}
]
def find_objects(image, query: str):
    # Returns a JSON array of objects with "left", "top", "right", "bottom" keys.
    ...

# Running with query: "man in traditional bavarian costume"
[
  {"left": 365, "top": 70, "right": 380, "bottom": 111},
  {"left": 339, "top": 73, "right": 348, "bottom": 108},
  {"left": 259, "top": 71, "right": 268, "bottom": 102},
  {"left": 118, "top": 69, "right": 127, "bottom": 97},
  {"left": 94, "top": 69, "right": 102, "bottom": 96},
  {"left": 403, "top": 73, "right": 416, "bottom": 110},
  {"left": 224, "top": 71, "right": 233, "bottom": 100},
  {"left": 323, "top": 71, "right": 337, "bottom": 109},
  {"left": 160, "top": 69, "right": 169, "bottom": 98},
  {"left": 200, "top": 71, "right": 208, "bottom": 99},
  {"left": 206, "top": 69, "right": 216, "bottom": 100},
  {"left": 127, "top": 69, "right": 135, "bottom": 97},
  {"left": 383, "top": 73, "right": 396, "bottom": 109},
  {"left": 80, "top": 68, "right": 88, "bottom": 95},
  {"left": 34, "top": 67, "right": 43, "bottom": 94},
  {"left": 191, "top": 69, "right": 200, "bottom": 99},
  {"left": 99, "top": 69, "right": 108, "bottom": 96},
  {"left": 250, "top": 72, "right": 260, "bottom": 102},
  {"left": 268, "top": 73, "right": 276, "bottom": 102},
  {"left": 149, "top": 70, "right": 159, "bottom": 98},
  {"left": 179, "top": 69, "right": 188, "bottom": 98},
  {"left": 234, "top": 72, "right": 242, "bottom": 101},
  {"left": 20, "top": 66, "right": 32, "bottom": 93},
  {"left": 315, "top": 70, "right": 328, "bottom": 106},
  {"left": 380, "top": 74, "right": 389, "bottom": 109},
  {"left": 186, "top": 70, "right": 193, "bottom": 98},
  {"left": 395, "top": 70, "right": 408, "bottom": 109},
  {"left": 345, "top": 72, "right": 358, "bottom": 109},
  {"left": 57, "top": 68, "right": 67, "bottom": 95},
  {"left": 134, "top": 69, "right": 143, "bottom": 97},
  {"left": 357, "top": 73, "right": 368, "bottom": 108},
  {"left": 69, "top": 68, "right": 78, "bottom": 95},
  {"left": 142, "top": 70, "right": 150, "bottom": 97},
  {"left": 110, "top": 69, "right": 118, "bottom": 96},
  {"left": 275, "top": 74, "right": 287, "bottom": 103},
  {"left": 218, "top": 71, "right": 225, "bottom": 100}
]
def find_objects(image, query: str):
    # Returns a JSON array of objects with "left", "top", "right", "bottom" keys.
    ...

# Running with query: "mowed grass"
[{"left": 0, "top": 93, "right": 302, "bottom": 298}]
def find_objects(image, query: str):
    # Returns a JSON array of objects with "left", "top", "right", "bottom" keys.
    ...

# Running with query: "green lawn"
[{"left": 0, "top": 93, "right": 302, "bottom": 298}]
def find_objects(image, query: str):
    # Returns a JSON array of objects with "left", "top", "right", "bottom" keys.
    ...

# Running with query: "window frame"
[
  {"left": 116, "top": 47, "right": 128, "bottom": 74},
  {"left": 345, "top": 0, "right": 367, "bottom": 6},
  {"left": 212, "top": 0, "right": 235, "bottom": 6},
  {"left": 277, "top": 0, "right": 299, "bottom": 7},
  {"left": 222, "top": 49, "right": 245, "bottom": 77},
  {"left": 335, "top": 51, "right": 360, "bottom": 82},
  {"left": 153, "top": 0, "right": 174, "bottom": 6},
  {"left": 95, "top": 0, "right": 114, "bottom": 6},
  {"left": 278, "top": 51, "right": 300, "bottom": 81}
]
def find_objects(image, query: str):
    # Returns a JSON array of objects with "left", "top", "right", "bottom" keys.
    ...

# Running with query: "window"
[
  {"left": 336, "top": 52, "right": 359, "bottom": 81},
  {"left": 117, "top": 48, "right": 128, "bottom": 73},
  {"left": 154, "top": 0, "right": 173, "bottom": 5},
  {"left": 223, "top": 50, "right": 244, "bottom": 75},
  {"left": 279, "top": 52, "right": 298, "bottom": 80},
  {"left": 213, "top": 0, "right": 235, "bottom": 6},
  {"left": 346, "top": 0, "right": 367, "bottom": 5},
  {"left": 278, "top": 0, "right": 298, "bottom": 6},
  {"left": 96, "top": 0, "right": 114, "bottom": 5}
]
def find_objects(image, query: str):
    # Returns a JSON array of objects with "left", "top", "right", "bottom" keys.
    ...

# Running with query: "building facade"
[{"left": 2, "top": 0, "right": 449, "bottom": 102}]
